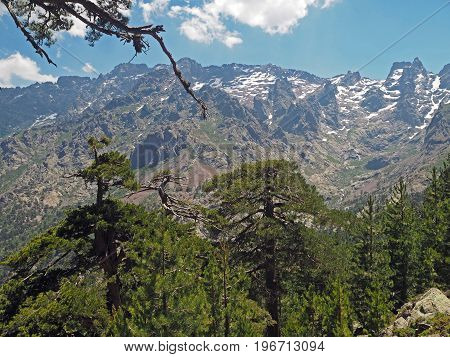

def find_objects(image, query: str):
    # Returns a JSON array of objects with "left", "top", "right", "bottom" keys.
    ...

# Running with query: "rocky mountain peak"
[
  {"left": 109, "top": 63, "right": 149, "bottom": 77},
  {"left": 389, "top": 60, "right": 410, "bottom": 74},
  {"left": 176, "top": 57, "right": 205, "bottom": 81},
  {"left": 177, "top": 57, "right": 202, "bottom": 67},
  {"left": 387, "top": 57, "right": 426, "bottom": 80},
  {"left": 384, "top": 58, "right": 429, "bottom": 101},
  {"left": 412, "top": 57, "right": 426, "bottom": 70},
  {"left": 56, "top": 76, "right": 92, "bottom": 88},
  {"left": 340, "top": 71, "right": 361, "bottom": 86}
]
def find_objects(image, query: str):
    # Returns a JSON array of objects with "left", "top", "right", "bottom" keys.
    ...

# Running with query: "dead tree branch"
[
  {"left": 127, "top": 173, "right": 209, "bottom": 222},
  {"left": 1, "top": 0, "right": 207, "bottom": 117}
]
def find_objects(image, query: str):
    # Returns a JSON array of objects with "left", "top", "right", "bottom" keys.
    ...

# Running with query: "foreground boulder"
[{"left": 384, "top": 288, "right": 450, "bottom": 336}]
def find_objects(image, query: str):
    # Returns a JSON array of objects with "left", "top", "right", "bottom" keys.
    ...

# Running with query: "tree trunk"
[
  {"left": 263, "top": 169, "right": 280, "bottom": 336},
  {"left": 106, "top": 275, "right": 122, "bottom": 311},
  {"left": 96, "top": 178, "right": 104, "bottom": 207},
  {"left": 223, "top": 246, "right": 230, "bottom": 337},
  {"left": 265, "top": 236, "right": 280, "bottom": 337},
  {"left": 94, "top": 229, "right": 122, "bottom": 311},
  {"left": 162, "top": 244, "right": 168, "bottom": 315}
]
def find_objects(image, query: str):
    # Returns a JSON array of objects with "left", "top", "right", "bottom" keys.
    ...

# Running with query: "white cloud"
[
  {"left": 172, "top": 6, "right": 242, "bottom": 48},
  {"left": 169, "top": 0, "right": 339, "bottom": 47},
  {"left": 82, "top": 62, "right": 96, "bottom": 74},
  {"left": 67, "top": 16, "right": 87, "bottom": 38},
  {"left": 0, "top": 53, "right": 57, "bottom": 88},
  {"left": 118, "top": 1, "right": 134, "bottom": 17},
  {"left": 322, "top": 0, "right": 338, "bottom": 8},
  {"left": 139, "top": 0, "right": 170, "bottom": 22},
  {"left": 62, "top": 66, "right": 74, "bottom": 73}
]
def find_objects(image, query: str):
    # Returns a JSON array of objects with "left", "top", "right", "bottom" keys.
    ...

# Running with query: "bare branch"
[
  {"left": 126, "top": 174, "right": 209, "bottom": 222},
  {"left": 150, "top": 33, "right": 208, "bottom": 120},
  {"left": 2, "top": 0, "right": 56, "bottom": 66}
]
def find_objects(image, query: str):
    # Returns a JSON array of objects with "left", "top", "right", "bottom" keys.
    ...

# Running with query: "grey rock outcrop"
[{"left": 384, "top": 288, "right": 450, "bottom": 336}]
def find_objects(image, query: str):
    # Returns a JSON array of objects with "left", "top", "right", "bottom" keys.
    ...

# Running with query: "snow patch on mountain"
[
  {"left": 222, "top": 71, "right": 277, "bottom": 101},
  {"left": 409, "top": 132, "right": 419, "bottom": 140},
  {"left": 31, "top": 113, "right": 57, "bottom": 128},
  {"left": 390, "top": 69, "right": 404, "bottom": 81},
  {"left": 425, "top": 96, "right": 442, "bottom": 119},
  {"left": 379, "top": 102, "right": 397, "bottom": 112},
  {"left": 192, "top": 82, "right": 205, "bottom": 91},
  {"left": 431, "top": 76, "right": 441, "bottom": 91}
]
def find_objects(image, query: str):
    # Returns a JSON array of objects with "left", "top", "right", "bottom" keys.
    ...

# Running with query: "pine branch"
[
  {"left": 3, "top": 0, "right": 208, "bottom": 117},
  {"left": 2, "top": 0, "right": 56, "bottom": 66}
]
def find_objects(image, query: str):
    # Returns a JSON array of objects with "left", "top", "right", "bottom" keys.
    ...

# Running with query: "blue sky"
[{"left": 0, "top": 0, "right": 449, "bottom": 87}]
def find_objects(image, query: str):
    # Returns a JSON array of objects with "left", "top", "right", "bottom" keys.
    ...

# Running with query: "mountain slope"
[{"left": 0, "top": 58, "right": 449, "bottom": 253}]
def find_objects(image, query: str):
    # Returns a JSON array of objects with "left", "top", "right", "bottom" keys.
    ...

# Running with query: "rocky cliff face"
[
  {"left": 439, "top": 64, "right": 450, "bottom": 89},
  {"left": 0, "top": 58, "right": 449, "bottom": 253},
  {"left": 425, "top": 103, "right": 450, "bottom": 148}
]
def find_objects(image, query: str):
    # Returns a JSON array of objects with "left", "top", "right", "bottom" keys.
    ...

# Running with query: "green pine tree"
[
  {"left": 75, "top": 136, "right": 139, "bottom": 310},
  {"left": 3, "top": 274, "right": 109, "bottom": 336},
  {"left": 203, "top": 160, "right": 326, "bottom": 336},
  {"left": 110, "top": 212, "right": 269, "bottom": 336},
  {"left": 436, "top": 156, "right": 450, "bottom": 288},
  {"left": 351, "top": 195, "right": 392, "bottom": 335},
  {"left": 282, "top": 277, "right": 352, "bottom": 337},
  {"left": 419, "top": 167, "right": 446, "bottom": 289},
  {"left": 383, "top": 178, "right": 420, "bottom": 308}
]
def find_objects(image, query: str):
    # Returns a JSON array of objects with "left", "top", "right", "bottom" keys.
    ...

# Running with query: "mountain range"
[{"left": 0, "top": 57, "right": 449, "bottom": 253}]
